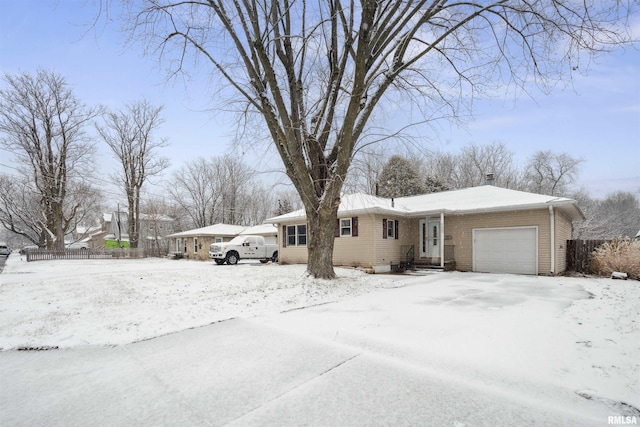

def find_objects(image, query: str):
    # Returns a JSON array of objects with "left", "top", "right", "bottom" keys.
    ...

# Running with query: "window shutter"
[
  {"left": 382, "top": 219, "right": 387, "bottom": 239},
  {"left": 335, "top": 219, "right": 340, "bottom": 237},
  {"left": 395, "top": 220, "right": 399, "bottom": 240},
  {"left": 352, "top": 217, "right": 358, "bottom": 237},
  {"left": 282, "top": 225, "right": 287, "bottom": 247}
]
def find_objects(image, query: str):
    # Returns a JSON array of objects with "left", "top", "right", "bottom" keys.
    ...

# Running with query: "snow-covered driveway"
[
  {"left": 0, "top": 255, "right": 638, "bottom": 425},
  {"left": 259, "top": 273, "right": 640, "bottom": 422}
]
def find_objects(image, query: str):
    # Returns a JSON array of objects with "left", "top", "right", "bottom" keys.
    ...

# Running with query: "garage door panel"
[{"left": 473, "top": 227, "right": 537, "bottom": 275}]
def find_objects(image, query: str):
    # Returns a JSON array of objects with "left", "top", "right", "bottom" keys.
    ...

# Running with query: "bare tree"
[
  {"left": 523, "top": 150, "right": 583, "bottom": 196},
  {"left": 168, "top": 157, "right": 222, "bottom": 229},
  {"left": 140, "top": 197, "right": 175, "bottom": 249},
  {"left": 168, "top": 154, "right": 272, "bottom": 229},
  {"left": 575, "top": 191, "right": 640, "bottom": 239},
  {"left": 216, "top": 154, "right": 253, "bottom": 225},
  {"left": 96, "top": 99, "right": 169, "bottom": 248},
  {"left": 120, "top": 0, "right": 635, "bottom": 278},
  {"left": 344, "top": 146, "right": 388, "bottom": 194},
  {"left": 425, "top": 151, "right": 458, "bottom": 191},
  {"left": 0, "top": 174, "right": 44, "bottom": 246},
  {"left": 0, "top": 69, "right": 100, "bottom": 249},
  {"left": 63, "top": 179, "right": 104, "bottom": 243},
  {"left": 452, "top": 142, "right": 521, "bottom": 189},
  {"left": 273, "top": 189, "right": 303, "bottom": 216}
]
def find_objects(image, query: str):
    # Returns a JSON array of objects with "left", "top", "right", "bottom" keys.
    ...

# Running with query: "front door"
[{"left": 420, "top": 218, "right": 441, "bottom": 259}]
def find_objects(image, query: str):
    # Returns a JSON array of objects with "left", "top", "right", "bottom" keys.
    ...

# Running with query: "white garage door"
[{"left": 473, "top": 227, "right": 538, "bottom": 275}]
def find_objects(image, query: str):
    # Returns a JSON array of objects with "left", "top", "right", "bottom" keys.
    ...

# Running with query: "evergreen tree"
[
  {"left": 424, "top": 176, "right": 449, "bottom": 194},
  {"left": 377, "top": 156, "right": 426, "bottom": 198}
]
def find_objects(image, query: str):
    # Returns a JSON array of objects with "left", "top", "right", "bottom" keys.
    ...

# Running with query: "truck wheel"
[
  {"left": 214, "top": 259, "right": 225, "bottom": 265},
  {"left": 226, "top": 251, "right": 239, "bottom": 265},
  {"left": 271, "top": 251, "right": 278, "bottom": 263}
]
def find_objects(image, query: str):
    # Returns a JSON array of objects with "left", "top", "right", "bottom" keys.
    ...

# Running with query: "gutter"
[{"left": 549, "top": 206, "right": 555, "bottom": 275}]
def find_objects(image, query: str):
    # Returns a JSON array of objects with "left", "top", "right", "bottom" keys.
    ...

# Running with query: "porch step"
[
  {"left": 413, "top": 263, "right": 444, "bottom": 270},
  {"left": 405, "top": 262, "right": 444, "bottom": 274},
  {"left": 405, "top": 267, "right": 444, "bottom": 275}
]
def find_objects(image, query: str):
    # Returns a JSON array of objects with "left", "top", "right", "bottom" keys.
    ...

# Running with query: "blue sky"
[{"left": 1, "top": 0, "right": 639, "bottom": 201}]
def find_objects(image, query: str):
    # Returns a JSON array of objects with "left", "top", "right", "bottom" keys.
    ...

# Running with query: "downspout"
[
  {"left": 549, "top": 206, "right": 555, "bottom": 275},
  {"left": 440, "top": 212, "right": 445, "bottom": 268}
]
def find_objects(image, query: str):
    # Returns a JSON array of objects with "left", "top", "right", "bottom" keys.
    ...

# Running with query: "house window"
[
  {"left": 194, "top": 237, "right": 198, "bottom": 253},
  {"left": 297, "top": 225, "right": 307, "bottom": 246},
  {"left": 340, "top": 218, "right": 352, "bottom": 236},
  {"left": 382, "top": 219, "right": 399, "bottom": 240},
  {"left": 287, "top": 226, "right": 296, "bottom": 246},
  {"left": 287, "top": 225, "right": 307, "bottom": 246},
  {"left": 215, "top": 237, "right": 223, "bottom": 243},
  {"left": 335, "top": 217, "right": 358, "bottom": 237},
  {"left": 387, "top": 220, "right": 396, "bottom": 238}
]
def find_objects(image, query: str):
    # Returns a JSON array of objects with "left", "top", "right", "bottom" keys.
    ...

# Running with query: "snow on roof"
[
  {"left": 265, "top": 193, "right": 408, "bottom": 223},
  {"left": 240, "top": 224, "right": 278, "bottom": 236},
  {"left": 266, "top": 186, "right": 584, "bottom": 223},
  {"left": 397, "top": 185, "right": 582, "bottom": 217},
  {"left": 166, "top": 223, "right": 247, "bottom": 238}
]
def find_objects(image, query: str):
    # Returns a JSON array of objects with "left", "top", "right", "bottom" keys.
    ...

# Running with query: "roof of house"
[
  {"left": 266, "top": 185, "right": 585, "bottom": 223},
  {"left": 240, "top": 224, "right": 278, "bottom": 236},
  {"left": 166, "top": 223, "right": 247, "bottom": 238}
]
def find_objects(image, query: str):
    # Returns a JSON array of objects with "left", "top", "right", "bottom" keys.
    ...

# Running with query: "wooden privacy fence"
[
  {"left": 25, "top": 248, "right": 169, "bottom": 262},
  {"left": 566, "top": 240, "right": 609, "bottom": 273}
]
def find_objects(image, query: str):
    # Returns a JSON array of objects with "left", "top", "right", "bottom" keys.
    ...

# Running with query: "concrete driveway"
[{"left": 1, "top": 315, "right": 609, "bottom": 426}]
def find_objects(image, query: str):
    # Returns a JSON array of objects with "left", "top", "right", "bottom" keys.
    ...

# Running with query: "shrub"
[{"left": 591, "top": 238, "right": 640, "bottom": 280}]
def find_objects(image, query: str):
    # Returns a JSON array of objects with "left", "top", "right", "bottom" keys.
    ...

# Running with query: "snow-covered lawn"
[
  {"left": 1, "top": 253, "right": 638, "bottom": 418},
  {"left": 0, "top": 254, "right": 401, "bottom": 349}
]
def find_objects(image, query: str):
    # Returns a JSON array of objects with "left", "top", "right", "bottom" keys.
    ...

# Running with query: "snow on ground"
[
  {"left": 259, "top": 272, "right": 640, "bottom": 415},
  {"left": 1, "top": 253, "right": 638, "bottom": 417},
  {"left": 0, "top": 254, "right": 402, "bottom": 349}
]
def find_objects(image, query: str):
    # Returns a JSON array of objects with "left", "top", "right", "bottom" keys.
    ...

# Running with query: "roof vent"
[{"left": 486, "top": 173, "right": 494, "bottom": 186}]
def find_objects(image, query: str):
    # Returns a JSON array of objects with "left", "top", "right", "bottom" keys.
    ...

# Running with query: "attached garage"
[{"left": 473, "top": 227, "right": 538, "bottom": 275}]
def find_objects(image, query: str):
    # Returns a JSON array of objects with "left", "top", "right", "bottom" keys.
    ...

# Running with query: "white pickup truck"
[{"left": 209, "top": 235, "right": 278, "bottom": 265}]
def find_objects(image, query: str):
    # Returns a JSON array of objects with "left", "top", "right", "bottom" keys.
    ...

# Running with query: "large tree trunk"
[
  {"left": 305, "top": 199, "right": 340, "bottom": 279},
  {"left": 52, "top": 202, "right": 65, "bottom": 249},
  {"left": 127, "top": 191, "right": 138, "bottom": 249}
]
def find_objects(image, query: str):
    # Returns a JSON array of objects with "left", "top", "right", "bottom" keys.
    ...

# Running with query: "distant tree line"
[
  {"left": 0, "top": 69, "right": 635, "bottom": 246},
  {"left": 0, "top": 68, "right": 301, "bottom": 248},
  {"left": 165, "top": 154, "right": 301, "bottom": 233},
  {"left": 345, "top": 142, "right": 639, "bottom": 239}
]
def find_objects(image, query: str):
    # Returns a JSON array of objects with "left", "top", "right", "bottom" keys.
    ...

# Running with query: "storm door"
[{"left": 420, "top": 218, "right": 441, "bottom": 259}]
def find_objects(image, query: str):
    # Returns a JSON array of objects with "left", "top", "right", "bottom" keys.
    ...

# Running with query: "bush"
[{"left": 591, "top": 238, "right": 640, "bottom": 280}]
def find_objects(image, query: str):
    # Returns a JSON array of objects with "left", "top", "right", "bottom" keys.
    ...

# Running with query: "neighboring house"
[
  {"left": 167, "top": 223, "right": 247, "bottom": 261},
  {"left": 104, "top": 210, "right": 174, "bottom": 249},
  {"left": 167, "top": 223, "right": 279, "bottom": 261},
  {"left": 64, "top": 225, "right": 100, "bottom": 249},
  {"left": 266, "top": 185, "right": 585, "bottom": 275}
]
